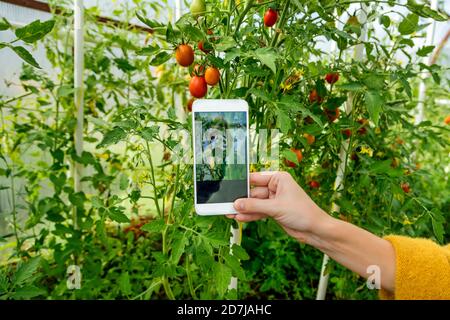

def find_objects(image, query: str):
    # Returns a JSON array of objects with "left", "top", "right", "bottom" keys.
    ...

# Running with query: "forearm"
[{"left": 306, "top": 215, "right": 396, "bottom": 293}]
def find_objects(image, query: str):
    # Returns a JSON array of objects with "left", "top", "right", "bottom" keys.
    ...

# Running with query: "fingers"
[
  {"left": 250, "top": 187, "right": 269, "bottom": 199},
  {"left": 234, "top": 198, "right": 277, "bottom": 216},
  {"left": 233, "top": 213, "right": 267, "bottom": 222},
  {"left": 249, "top": 171, "right": 277, "bottom": 187}
]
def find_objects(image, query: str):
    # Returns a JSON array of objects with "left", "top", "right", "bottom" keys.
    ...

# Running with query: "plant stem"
[
  {"left": 270, "top": 0, "right": 290, "bottom": 47},
  {"left": 10, "top": 169, "right": 20, "bottom": 253},
  {"left": 145, "top": 140, "right": 162, "bottom": 218}
]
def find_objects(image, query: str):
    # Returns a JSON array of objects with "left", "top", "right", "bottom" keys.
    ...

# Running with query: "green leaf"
[
  {"left": 136, "top": 45, "right": 159, "bottom": 56},
  {"left": 213, "top": 263, "right": 232, "bottom": 297},
  {"left": 119, "top": 173, "right": 129, "bottom": 191},
  {"left": 97, "top": 127, "right": 127, "bottom": 148},
  {"left": 223, "top": 252, "right": 246, "bottom": 280},
  {"left": 231, "top": 244, "right": 250, "bottom": 260},
  {"left": 12, "top": 285, "right": 46, "bottom": 299},
  {"left": 363, "top": 74, "right": 384, "bottom": 90},
  {"left": 182, "top": 25, "right": 203, "bottom": 42},
  {"left": 69, "top": 192, "right": 87, "bottom": 209},
  {"left": 14, "top": 257, "right": 41, "bottom": 286},
  {"left": 431, "top": 216, "right": 444, "bottom": 243},
  {"left": 57, "top": 85, "right": 74, "bottom": 98},
  {"left": 171, "top": 234, "right": 188, "bottom": 264},
  {"left": 108, "top": 207, "right": 130, "bottom": 223},
  {"left": 215, "top": 36, "right": 236, "bottom": 52},
  {"left": 276, "top": 109, "right": 291, "bottom": 134},
  {"left": 283, "top": 149, "right": 299, "bottom": 165},
  {"left": 118, "top": 272, "right": 132, "bottom": 296},
  {"left": 398, "top": 13, "right": 419, "bottom": 35},
  {"left": 0, "top": 18, "right": 11, "bottom": 31},
  {"left": 416, "top": 45, "right": 435, "bottom": 57},
  {"left": 254, "top": 48, "right": 276, "bottom": 74},
  {"left": 91, "top": 196, "right": 103, "bottom": 208},
  {"left": 136, "top": 13, "right": 165, "bottom": 29},
  {"left": 337, "top": 82, "right": 364, "bottom": 91},
  {"left": 368, "top": 160, "right": 392, "bottom": 175},
  {"left": 365, "top": 90, "right": 383, "bottom": 126},
  {"left": 379, "top": 15, "right": 391, "bottom": 28},
  {"left": 141, "top": 219, "right": 165, "bottom": 233},
  {"left": 149, "top": 51, "right": 171, "bottom": 66},
  {"left": 140, "top": 126, "right": 159, "bottom": 141},
  {"left": 114, "top": 58, "right": 136, "bottom": 72},
  {"left": 11, "top": 46, "right": 40, "bottom": 68},
  {"left": 15, "top": 19, "right": 55, "bottom": 43}
]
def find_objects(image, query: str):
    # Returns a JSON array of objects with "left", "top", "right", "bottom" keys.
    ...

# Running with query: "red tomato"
[
  {"left": 325, "top": 108, "right": 340, "bottom": 122},
  {"left": 303, "top": 133, "right": 315, "bottom": 145},
  {"left": 205, "top": 67, "right": 220, "bottom": 86},
  {"left": 187, "top": 98, "right": 195, "bottom": 112},
  {"left": 309, "top": 180, "right": 320, "bottom": 189},
  {"left": 309, "top": 89, "right": 323, "bottom": 104},
  {"left": 325, "top": 72, "right": 339, "bottom": 84},
  {"left": 189, "top": 76, "right": 207, "bottom": 98},
  {"left": 444, "top": 115, "right": 450, "bottom": 125},
  {"left": 401, "top": 182, "right": 411, "bottom": 193},
  {"left": 175, "top": 44, "right": 194, "bottom": 67},
  {"left": 198, "top": 40, "right": 211, "bottom": 54},
  {"left": 357, "top": 118, "right": 368, "bottom": 135},
  {"left": 264, "top": 8, "right": 278, "bottom": 27},
  {"left": 285, "top": 148, "right": 303, "bottom": 168},
  {"left": 342, "top": 129, "right": 352, "bottom": 138}
]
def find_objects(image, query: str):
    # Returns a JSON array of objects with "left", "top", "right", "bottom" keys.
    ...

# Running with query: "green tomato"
[{"left": 190, "top": 0, "right": 206, "bottom": 17}]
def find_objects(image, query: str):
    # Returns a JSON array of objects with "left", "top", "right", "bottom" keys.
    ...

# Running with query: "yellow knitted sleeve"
[{"left": 379, "top": 235, "right": 450, "bottom": 300}]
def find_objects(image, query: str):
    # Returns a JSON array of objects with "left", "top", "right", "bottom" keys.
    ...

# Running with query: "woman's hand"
[
  {"left": 227, "top": 171, "right": 332, "bottom": 244},
  {"left": 228, "top": 171, "right": 396, "bottom": 293}
]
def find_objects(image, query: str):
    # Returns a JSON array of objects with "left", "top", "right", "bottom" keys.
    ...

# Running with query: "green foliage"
[{"left": 0, "top": 0, "right": 448, "bottom": 301}]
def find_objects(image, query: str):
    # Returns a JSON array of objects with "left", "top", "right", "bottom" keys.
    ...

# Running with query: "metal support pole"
[
  {"left": 316, "top": 3, "right": 369, "bottom": 300},
  {"left": 73, "top": 0, "right": 84, "bottom": 229}
]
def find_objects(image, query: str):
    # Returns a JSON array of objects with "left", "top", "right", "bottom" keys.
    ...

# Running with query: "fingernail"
[{"left": 234, "top": 200, "right": 244, "bottom": 211}]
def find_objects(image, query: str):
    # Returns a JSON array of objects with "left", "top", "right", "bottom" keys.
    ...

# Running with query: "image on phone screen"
[{"left": 194, "top": 111, "right": 248, "bottom": 204}]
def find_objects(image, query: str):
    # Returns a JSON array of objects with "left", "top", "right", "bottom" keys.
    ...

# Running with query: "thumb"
[{"left": 234, "top": 198, "right": 277, "bottom": 216}]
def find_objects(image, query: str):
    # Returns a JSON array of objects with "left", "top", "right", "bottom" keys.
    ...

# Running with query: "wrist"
[{"left": 304, "top": 213, "right": 342, "bottom": 252}]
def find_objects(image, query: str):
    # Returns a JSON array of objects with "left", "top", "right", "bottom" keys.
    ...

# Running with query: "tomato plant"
[{"left": 0, "top": 0, "right": 449, "bottom": 301}]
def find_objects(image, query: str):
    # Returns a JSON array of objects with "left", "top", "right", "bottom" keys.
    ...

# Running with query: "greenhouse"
[{"left": 0, "top": 0, "right": 449, "bottom": 303}]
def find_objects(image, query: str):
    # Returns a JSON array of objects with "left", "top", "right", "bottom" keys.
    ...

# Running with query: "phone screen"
[{"left": 194, "top": 111, "right": 248, "bottom": 204}]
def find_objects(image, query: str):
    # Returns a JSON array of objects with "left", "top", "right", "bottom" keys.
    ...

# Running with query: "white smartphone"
[{"left": 192, "top": 99, "right": 250, "bottom": 215}]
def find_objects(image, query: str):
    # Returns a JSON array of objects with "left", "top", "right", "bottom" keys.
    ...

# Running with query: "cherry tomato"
[
  {"left": 187, "top": 98, "right": 195, "bottom": 112},
  {"left": 309, "top": 180, "right": 320, "bottom": 189},
  {"left": 303, "top": 133, "right": 315, "bottom": 145},
  {"left": 264, "top": 8, "right": 278, "bottom": 27},
  {"left": 175, "top": 44, "right": 194, "bottom": 67},
  {"left": 325, "top": 107, "right": 340, "bottom": 122},
  {"left": 205, "top": 67, "right": 220, "bottom": 86},
  {"left": 198, "top": 40, "right": 211, "bottom": 54},
  {"left": 444, "top": 115, "right": 450, "bottom": 125},
  {"left": 309, "top": 89, "right": 323, "bottom": 104},
  {"left": 325, "top": 72, "right": 339, "bottom": 84},
  {"left": 189, "top": 76, "right": 207, "bottom": 98},
  {"left": 357, "top": 118, "right": 368, "bottom": 135},
  {"left": 342, "top": 129, "right": 352, "bottom": 138},
  {"left": 190, "top": 0, "right": 206, "bottom": 17},
  {"left": 401, "top": 182, "right": 411, "bottom": 193}
]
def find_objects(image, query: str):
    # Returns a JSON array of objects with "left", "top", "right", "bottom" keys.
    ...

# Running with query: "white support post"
[
  {"left": 74, "top": 0, "right": 84, "bottom": 228},
  {"left": 414, "top": 0, "right": 438, "bottom": 125},
  {"left": 175, "top": 0, "right": 182, "bottom": 21},
  {"left": 316, "top": 3, "right": 369, "bottom": 300},
  {"left": 228, "top": 226, "right": 240, "bottom": 290}
]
